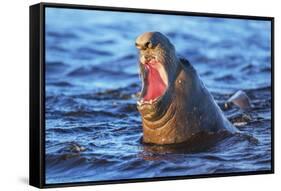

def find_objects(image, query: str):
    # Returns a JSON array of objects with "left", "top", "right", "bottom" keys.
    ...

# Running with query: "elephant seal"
[{"left": 135, "top": 32, "right": 238, "bottom": 145}]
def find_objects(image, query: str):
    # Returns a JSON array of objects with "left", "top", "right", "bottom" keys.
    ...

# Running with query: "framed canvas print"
[{"left": 29, "top": 2, "right": 274, "bottom": 188}]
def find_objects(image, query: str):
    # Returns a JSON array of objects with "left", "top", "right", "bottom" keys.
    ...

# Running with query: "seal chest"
[{"left": 135, "top": 32, "right": 238, "bottom": 145}]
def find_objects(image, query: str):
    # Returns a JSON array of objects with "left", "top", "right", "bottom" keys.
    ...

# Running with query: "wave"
[
  {"left": 47, "top": 31, "right": 78, "bottom": 39},
  {"left": 214, "top": 74, "right": 237, "bottom": 82},
  {"left": 48, "top": 81, "right": 73, "bottom": 87},
  {"left": 67, "top": 65, "right": 137, "bottom": 78},
  {"left": 75, "top": 47, "right": 113, "bottom": 57},
  {"left": 46, "top": 108, "right": 129, "bottom": 120},
  {"left": 47, "top": 126, "right": 93, "bottom": 134},
  {"left": 240, "top": 63, "right": 271, "bottom": 75},
  {"left": 46, "top": 61, "right": 68, "bottom": 74}
]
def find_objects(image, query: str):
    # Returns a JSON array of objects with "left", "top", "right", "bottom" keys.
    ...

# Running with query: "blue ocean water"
[{"left": 45, "top": 8, "right": 272, "bottom": 184}]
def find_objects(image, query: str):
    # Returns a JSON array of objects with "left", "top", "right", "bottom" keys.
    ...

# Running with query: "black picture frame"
[{"left": 29, "top": 2, "right": 275, "bottom": 188}]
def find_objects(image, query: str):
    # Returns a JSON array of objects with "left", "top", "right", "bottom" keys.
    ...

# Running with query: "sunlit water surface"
[{"left": 45, "top": 8, "right": 272, "bottom": 184}]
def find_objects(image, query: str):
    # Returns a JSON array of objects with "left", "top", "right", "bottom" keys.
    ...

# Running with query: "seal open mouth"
[{"left": 138, "top": 57, "right": 168, "bottom": 105}]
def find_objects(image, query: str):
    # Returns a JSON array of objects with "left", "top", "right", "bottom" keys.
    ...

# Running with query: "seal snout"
[{"left": 135, "top": 32, "right": 160, "bottom": 50}]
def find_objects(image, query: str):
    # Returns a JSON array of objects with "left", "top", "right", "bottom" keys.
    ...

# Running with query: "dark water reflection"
[{"left": 45, "top": 8, "right": 272, "bottom": 184}]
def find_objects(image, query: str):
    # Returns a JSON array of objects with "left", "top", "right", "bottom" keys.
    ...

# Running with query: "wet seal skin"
[{"left": 135, "top": 32, "right": 238, "bottom": 145}]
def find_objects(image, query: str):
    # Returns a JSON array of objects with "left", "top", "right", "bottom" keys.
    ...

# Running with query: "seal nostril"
[{"left": 144, "top": 41, "right": 151, "bottom": 49}]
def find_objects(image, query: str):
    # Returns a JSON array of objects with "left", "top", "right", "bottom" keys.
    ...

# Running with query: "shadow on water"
[
  {"left": 140, "top": 131, "right": 232, "bottom": 155},
  {"left": 139, "top": 130, "right": 259, "bottom": 161}
]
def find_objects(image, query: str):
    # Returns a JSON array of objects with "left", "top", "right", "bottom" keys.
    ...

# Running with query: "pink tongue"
[{"left": 143, "top": 64, "right": 166, "bottom": 101}]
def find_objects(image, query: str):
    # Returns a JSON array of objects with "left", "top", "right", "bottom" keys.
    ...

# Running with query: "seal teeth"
[{"left": 137, "top": 98, "right": 156, "bottom": 105}]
